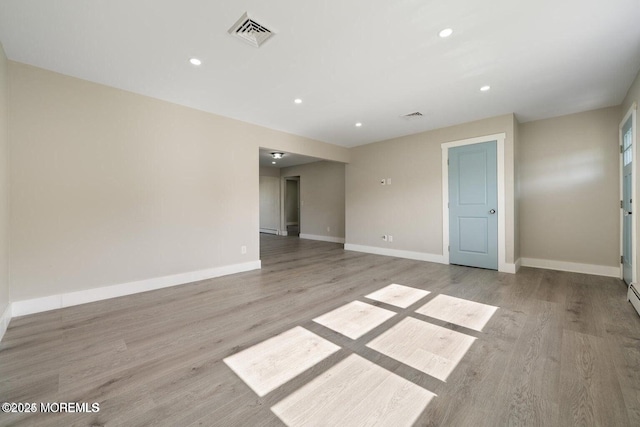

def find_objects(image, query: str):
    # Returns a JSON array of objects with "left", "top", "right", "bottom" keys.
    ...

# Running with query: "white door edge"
[{"left": 620, "top": 103, "right": 637, "bottom": 283}]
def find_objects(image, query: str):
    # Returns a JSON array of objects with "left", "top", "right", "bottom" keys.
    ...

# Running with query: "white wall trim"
[
  {"left": 515, "top": 257, "right": 522, "bottom": 272},
  {"left": 441, "top": 133, "right": 510, "bottom": 273},
  {"left": 11, "top": 260, "right": 262, "bottom": 317},
  {"left": 0, "top": 304, "right": 11, "bottom": 343},
  {"left": 501, "top": 262, "right": 518, "bottom": 274},
  {"left": 345, "top": 244, "right": 447, "bottom": 264},
  {"left": 259, "top": 228, "right": 279, "bottom": 235},
  {"left": 520, "top": 257, "right": 619, "bottom": 278},
  {"left": 300, "top": 234, "right": 345, "bottom": 244}
]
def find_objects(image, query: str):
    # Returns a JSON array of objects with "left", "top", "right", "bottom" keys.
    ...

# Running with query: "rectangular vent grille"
[
  {"left": 229, "top": 13, "right": 274, "bottom": 48},
  {"left": 401, "top": 112, "right": 424, "bottom": 120}
]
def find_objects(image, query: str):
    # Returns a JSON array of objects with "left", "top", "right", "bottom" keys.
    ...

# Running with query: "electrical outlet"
[
  {"left": 241, "top": 246, "right": 247, "bottom": 254},
  {"left": 380, "top": 178, "right": 386, "bottom": 185},
  {"left": 388, "top": 235, "right": 393, "bottom": 242},
  {"left": 387, "top": 178, "right": 391, "bottom": 185},
  {"left": 382, "top": 235, "right": 387, "bottom": 241}
]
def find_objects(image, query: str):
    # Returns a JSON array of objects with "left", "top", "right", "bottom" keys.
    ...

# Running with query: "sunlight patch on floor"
[
  {"left": 313, "top": 300, "right": 396, "bottom": 339},
  {"left": 271, "top": 354, "right": 436, "bottom": 427},
  {"left": 224, "top": 283, "right": 500, "bottom": 425},
  {"left": 416, "top": 294, "right": 498, "bottom": 332},
  {"left": 223, "top": 326, "right": 340, "bottom": 396},
  {"left": 367, "top": 317, "right": 476, "bottom": 382},
  {"left": 365, "top": 283, "right": 431, "bottom": 308}
]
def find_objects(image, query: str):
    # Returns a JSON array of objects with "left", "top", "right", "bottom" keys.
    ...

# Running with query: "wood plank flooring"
[{"left": 1, "top": 234, "right": 639, "bottom": 426}]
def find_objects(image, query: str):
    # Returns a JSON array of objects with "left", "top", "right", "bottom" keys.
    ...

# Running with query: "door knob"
[{"left": 489, "top": 209, "right": 496, "bottom": 214}]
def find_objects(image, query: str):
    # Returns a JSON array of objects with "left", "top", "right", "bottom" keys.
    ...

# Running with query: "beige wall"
[
  {"left": 5, "top": 56, "right": 637, "bottom": 306},
  {"left": 281, "top": 161, "right": 345, "bottom": 239},
  {"left": 259, "top": 166, "right": 280, "bottom": 177},
  {"left": 259, "top": 166, "right": 281, "bottom": 233},
  {"left": 519, "top": 107, "right": 620, "bottom": 267},
  {"left": 346, "top": 114, "right": 516, "bottom": 263},
  {"left": 622, "top": 68, "right": 640, "bottom": 120},
  {"left": 0, "top": 44, "right": 9, "bottom": 315},
  {"left": 8, "top": 62, "right": 344, "bottom": 301},
  {"left": 259, "top": 176, "right": 280, "bottom": 232}
]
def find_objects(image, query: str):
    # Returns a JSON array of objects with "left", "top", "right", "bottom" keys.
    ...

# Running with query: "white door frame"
[
  {"left": 620, "top": 102, "right": 637, "bottom": 283},
  {"left": 442, "top": 133, "right": 508, "bottom": 272}
]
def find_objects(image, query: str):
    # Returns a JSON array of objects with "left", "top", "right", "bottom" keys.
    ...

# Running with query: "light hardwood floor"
[{"left": 1, "top": 234, "right": 640, "bottom": 426}]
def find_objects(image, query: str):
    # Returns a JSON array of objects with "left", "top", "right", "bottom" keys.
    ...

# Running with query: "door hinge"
[
  {"left": 621, "top": 145, "right": 624, "bottom": 153},
  {"left": 621, "top": 200, "right": 624, "bottom": 209},
  {"left": 621, "top": 255, "right": 624, "bottom": 264}
]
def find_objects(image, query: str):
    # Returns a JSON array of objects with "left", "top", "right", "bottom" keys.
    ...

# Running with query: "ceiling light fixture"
[
  {"left": 271, "top": 152, "right": 285, "bottom": 159},
  {"left": 439, "top": 28, "right": 453, "bottom": 38},
  {"left": 272, "top": 161, "right": 276, "bottom": 164},
  {"left": 294, "top": 98, "right": 302, "bottom": 104},
  {"left": 480, "top": 85, "right": 491, "bottom": 92},
  {"left": 189, "top": 58, "right": 202, "bottom": 66},
  {"left": 355, "top": 122, "right": 362, "bottom": 127}
]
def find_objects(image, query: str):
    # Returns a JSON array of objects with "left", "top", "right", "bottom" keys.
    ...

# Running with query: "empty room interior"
[{"left": 1, "top": 1, "right": 640, "bottom": 426}]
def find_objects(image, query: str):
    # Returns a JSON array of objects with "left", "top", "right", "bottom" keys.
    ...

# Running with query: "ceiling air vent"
[
  {"left": 401, "top": 111, "right": 424, "bottom": 120},
  {"left": 228, "top": 12, "right": 275, "bottom": 48}
]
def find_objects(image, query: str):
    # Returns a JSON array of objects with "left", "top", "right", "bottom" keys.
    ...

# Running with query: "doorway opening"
[
  {"left": 441, "top": 133, "right": 509, "bottom": 272},
  {"left": 283, "top": 177, "right": 300, "bottom": 237},
  {"left": 448, "top": 141, "right": 498, "bottom": 270}
]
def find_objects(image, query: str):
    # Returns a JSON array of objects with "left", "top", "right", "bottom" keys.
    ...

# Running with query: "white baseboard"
[
  {"left": 520, "top": 257, "right": 620, "bottom": 278},
  {"left": 11, "top": 260, "right": 262, "bottom": 317},
  {"left": 345, "top": 244, "right": 447, "bottom": 264},
  {"left": 501, "top": 262, "right": 518, "bottom": 274},
  {"left": 300, "top": 234, "right": 345, "bottom": 244},
  {"left": 0, "top": 303, "right": 11, "bottom": 343},
  {"left": 259, "top": 228, "right": 278, "bottom": 235},
  {"left": 345, "top": 244, "right": 518, "bottom": 274},
  {"left": 515, "top": 258, "right": 522, "bottom": 272},
  {"left": 280, "top": 231, "right": 288, "bottom": 236}
]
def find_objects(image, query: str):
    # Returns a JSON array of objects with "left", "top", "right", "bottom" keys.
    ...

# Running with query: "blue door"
[
  {"left": 449, "top": 141, "right": 498, "bottom": 270},
  {"left": 622, "top": 117, "right": 633, "bottom": 285}
]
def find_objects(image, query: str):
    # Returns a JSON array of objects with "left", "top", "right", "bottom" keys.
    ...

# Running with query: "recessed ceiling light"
[
  {"left": 355, "top": 122, "right": 362, "bottom": 127},
  {"left": 271, "top": 152, "right": 285, "bottom": 159},
  {"left": 439, "top": 28, "right": 453, "bottom": 38},
  {"left": 294, "top": 98, "right": 302, "bottom": 104},
  {"left": 480, "top": 85, "right": 491, "bottom": 92},
  {"left": 272, "top": 161, "right": 276, "bottom": 164},
  {"left": 189, "top": 58, "right": 202, "bottom": 66}
]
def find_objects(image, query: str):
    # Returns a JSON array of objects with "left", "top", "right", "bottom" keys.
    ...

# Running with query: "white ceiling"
[{"left": 1, "top": 0, "right": 639, "bottom": 148}]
